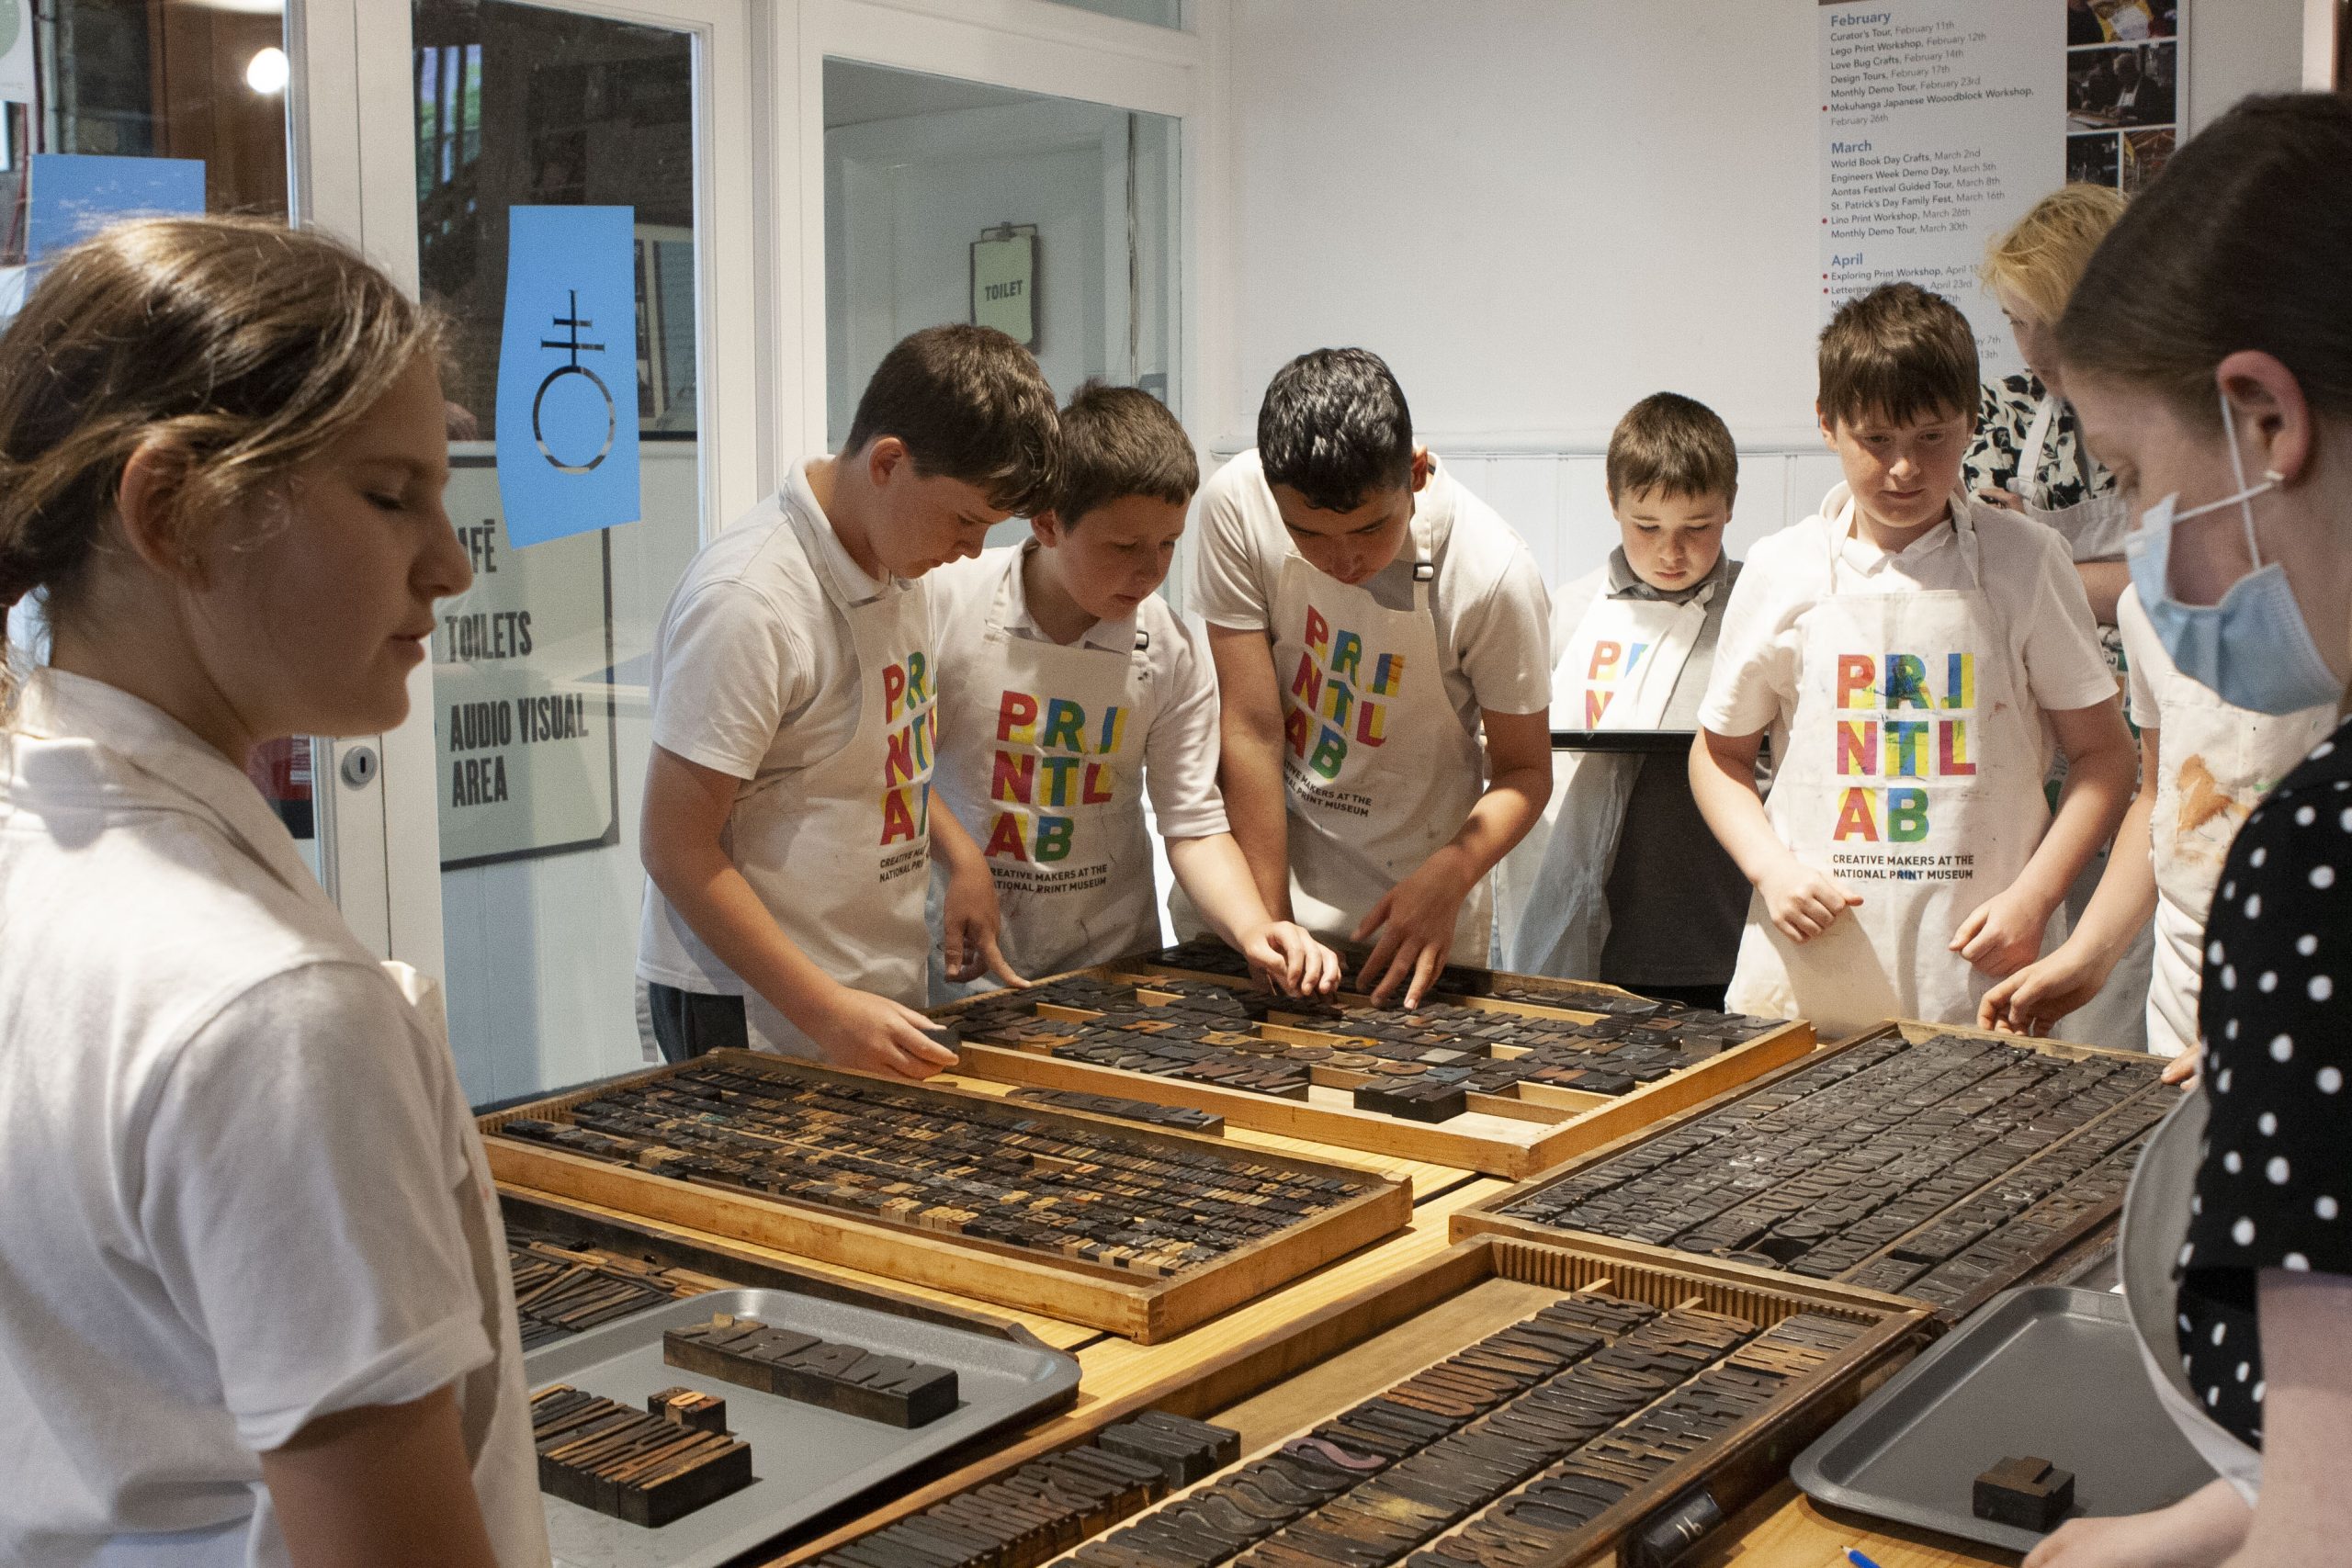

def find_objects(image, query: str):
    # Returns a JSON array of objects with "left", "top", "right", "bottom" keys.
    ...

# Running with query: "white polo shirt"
[{"left": 0, "top": 671, "right": 546, "bottom": 1568}]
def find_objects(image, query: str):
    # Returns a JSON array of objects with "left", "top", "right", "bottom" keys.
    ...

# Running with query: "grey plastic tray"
[
  {"left": 1792, "top": 1286, "right": 2215, "bottom": 1553},
  {"left": 526, "top": 1288, "right": 1081, "bottom": 1568}
]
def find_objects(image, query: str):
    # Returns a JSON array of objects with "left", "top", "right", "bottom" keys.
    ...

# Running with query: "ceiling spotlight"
[{"left": 246, "top": 46, "right": 289, "bottom": 96}]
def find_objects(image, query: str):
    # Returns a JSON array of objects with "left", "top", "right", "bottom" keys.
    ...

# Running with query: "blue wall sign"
[
  {"left": 27, "top": 154, "right": 205, "bottom": 265},
  {"left": 495, "top": 206, "right": 641, "bottom": 547}
]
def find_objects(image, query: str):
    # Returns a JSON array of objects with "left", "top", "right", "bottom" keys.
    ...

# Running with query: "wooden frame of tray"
[
  {"left": 1451, "top": 1018, "right": 2179, "bottom": 1323},
  {"left": 763, "top": 1232, "right": 1932, "bottom": 1568},
  {"left": 479, "top": 1052, "right": 1412, "bottom": 1343},
  {"left": 931, "top": 960, "right": 1816, "bottom": 1179}
]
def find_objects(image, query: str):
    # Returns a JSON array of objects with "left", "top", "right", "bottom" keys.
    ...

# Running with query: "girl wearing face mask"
[{"left": 2014, "top": 95, "right": 2352, "bottom": 1568}]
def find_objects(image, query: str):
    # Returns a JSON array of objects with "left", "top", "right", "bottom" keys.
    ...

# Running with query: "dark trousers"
[
  {"left": 645, "top": 983, "right": 750, "bottom": 1062},
  {"left": 1622, "top": 982, "right": 1731, "bottom": 1012}
]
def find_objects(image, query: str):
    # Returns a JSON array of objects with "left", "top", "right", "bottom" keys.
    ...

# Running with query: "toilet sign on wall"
[
  {"left": 971, "top": 223, "right": 1038, "bottom": 346},
  {"left": 495, "top": 205, "right": 642, "bottom": 547}
]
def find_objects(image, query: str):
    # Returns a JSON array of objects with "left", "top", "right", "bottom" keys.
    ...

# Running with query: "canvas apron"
[
  {"left": 2015, "top": 393, "right": 2130, "bottom": 562},
  {"left": 2138, "top": 632, "right": 2336, "bottom": 1055},
  {"left": 930, "top": 548, "right": 1158, "bottom": 994},
  {"left": 1495, "top": 569, "right": 1710, "bottom": 977},
  {"left": 1726, "top": 495, "right": 2056, "bottom": 1038},
  {"left": 2120, "top": 1089, "right": 2263, "bottom": 1505},
  {"left": 729, "top": 502, "right": 937, "bottom": 1054},
  {"left": 1269, "top": 507, "right": 1490, "bottom": 954}
]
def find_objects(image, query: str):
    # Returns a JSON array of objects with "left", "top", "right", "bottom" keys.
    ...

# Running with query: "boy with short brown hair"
[
  {"left": 925, "top": 381, "right": 1339, "bottom": 998},
  {"left": 1690, "top": 284, "right": 2134, "bottom": 1036},
  {"left": 638, "top": 324, "right": 1059, "bottom": 1075},
  {"left": 1498, "top": 393, "right": 1751, "bottom": 1005}
]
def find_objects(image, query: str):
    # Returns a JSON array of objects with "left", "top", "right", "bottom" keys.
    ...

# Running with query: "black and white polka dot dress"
[{"left": 2177, "top": 715, "right": 2352, "bottom": 1447}]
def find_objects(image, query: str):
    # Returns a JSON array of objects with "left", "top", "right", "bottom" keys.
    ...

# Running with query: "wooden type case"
[
  {"left": 764, "top": 1235, "right": 1929, "bottom": 1568},
  {"left": 1451, "top": 1020, "right": 2179, "bottom": 1324},
  {"left": 930, "top": 953, "right": 1816, "bottom": 1180},
  {"left": 481, "top": 1053, "right": 1411, "bottom": 1343}
]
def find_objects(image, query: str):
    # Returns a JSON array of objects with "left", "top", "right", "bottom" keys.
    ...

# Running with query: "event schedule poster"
[
  {"left": 434, "top": 456, "right": 621, "bottom": 871},
  {"left": 1819, "top": 0, "right": 2184, "bottom": 378}
]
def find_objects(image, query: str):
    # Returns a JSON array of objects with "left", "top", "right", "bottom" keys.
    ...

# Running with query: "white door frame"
[
  {"left": 286, "top": 0, "right": 763, "bottom": 978},
  {"left": 283, "top": 0, "right": 1223, "bottom": 987}
]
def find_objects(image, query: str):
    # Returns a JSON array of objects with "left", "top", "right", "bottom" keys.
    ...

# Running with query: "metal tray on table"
[
  {"left": 1792, "top": 1285, "right": 2216, "bottom": 1553},
  {"left": 526, "top": 1287, "right": 1081, "bottom": 1568}
]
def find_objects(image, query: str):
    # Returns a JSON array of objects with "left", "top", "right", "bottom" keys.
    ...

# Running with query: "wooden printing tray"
[
  {"left": 1451, "top": 1020, "right": 2179, "bottom": 1325},
  {"left": 933, "top": 961, "right": 1816, "bottom": 1179},
  {"left": 479, "top": 1053, "right": 1412, "bottom": 1343},
  {"left": 761, "top": 1234, "right": 1932, "bottom": 1568}
]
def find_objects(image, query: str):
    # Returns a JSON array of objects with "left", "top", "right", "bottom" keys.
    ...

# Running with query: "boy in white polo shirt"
[
  {"left": 638, "top": 325, "right": 1059, "bottom": 1076},
  {"left": 1193, "top": 348, "right": 1554, "bottom": 1008},
  {"left": 1690, "top": 283, "right": 2134, "bottom": 1038},
  {"left": 928, "top": 381, "right": 1340, "bottom": 997}
]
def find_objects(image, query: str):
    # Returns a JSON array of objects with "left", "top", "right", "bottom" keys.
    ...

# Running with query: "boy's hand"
[
  {"left": 1353, "top": 854, "right": 1473, "bottom": 1008},
  {"left": 940, "top": 858, "right": 1027, "bottom": 989},
  {"left": 805, "top": 985, "right": 960, "bottom": 1080},
  {"left": 1978, "top": 936, "right": 2110, "bottom": 1034},
  {"left": 1951, "top": 886, "right": 2054, "bottom": 978},
  {"left": 1757, "top": 857, "right": 1863, "bottom": 942},
  {"left": 1239, "top": 922, "right": 1342, "bottom": 998}
]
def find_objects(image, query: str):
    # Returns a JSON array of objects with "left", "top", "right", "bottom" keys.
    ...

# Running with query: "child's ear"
[
  {"left": 1815, "top": 403, "right": 1838, "bottom": 448},
  {"left": 1030, "top": 510, "right": 1064, "bottom": 548}
]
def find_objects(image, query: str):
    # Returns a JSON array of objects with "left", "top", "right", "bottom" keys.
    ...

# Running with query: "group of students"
[{"left": 0, "top": 90, "right": 2346, "bottom": 1568}]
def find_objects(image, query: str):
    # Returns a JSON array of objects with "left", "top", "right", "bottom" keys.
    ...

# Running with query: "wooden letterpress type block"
[
  {"left": 1352, "top": 1077, "right": 1467, "bottom": 1123},
  {"left": 648, "top": 1386, "right": 730, "bottom": 1433},
  {"left": 1973, "top": 1455, "right": 2075, "bottom": 1532}
]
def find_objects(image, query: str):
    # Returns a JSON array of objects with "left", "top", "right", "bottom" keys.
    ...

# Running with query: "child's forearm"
[
  {"left": 1166, "top": 834, "right": 1277, "bottom": 949},
  {"left": 930, "top": 801, "right": 988, "bottom": 877},
  {"left": 2065, "top": 774, "right": 2160, "bottom": 971},
  {"left": 1690, "top": 729, "right": 1793, "bottom": 887},
  {"left": 2013, "top": 701, "right": 2136, "bottom": 915}
]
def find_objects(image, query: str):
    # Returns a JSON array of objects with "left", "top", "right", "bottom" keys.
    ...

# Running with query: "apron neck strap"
[
  {"left": 1406, "top": 497, "right": 1436, "bottom": 610},
  {"left": 1826, "top": 492, "right": 1984, "bottom": 592},
  {"left": 2018, "top": 392, "right": 2059, "bottom": 509}
]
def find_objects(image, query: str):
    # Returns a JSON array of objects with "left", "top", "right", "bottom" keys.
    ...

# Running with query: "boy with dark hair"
[
  {"left": 1690, "top": 284, "right": 2134, "bottom": 1035},
  {"left": 926, "top": 381, "right": 1339, "bottom": 996},
  {"left": 1497, "top": 393, "right": 1753, "bottom": 1008},
  {"left": 637, "top": 324, "right": 1059, "bottom": 1075},
  {"left": 1193, "top": 348, "right": 1554, "bottom": 1008}
]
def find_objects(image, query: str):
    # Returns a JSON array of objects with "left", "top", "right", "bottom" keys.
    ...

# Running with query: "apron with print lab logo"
[
  {"left": 1271, "top": 505, "right": 1490, "bottom": 955},
  {"left": 729, "top": 501, "right": 937, "bottom": 1054},
  {"left": 1726, "top": 491, "right": 2056, "bottom": 1039},
  {"left": 1495, "top": 568, "right": 1712, "bottom": 977},
  {"left": 930, "top": 547, "right": 1158, "bottom": 995},
  {"left": 2126, "top": 590, "right": 2337, "bottom": 1056}
]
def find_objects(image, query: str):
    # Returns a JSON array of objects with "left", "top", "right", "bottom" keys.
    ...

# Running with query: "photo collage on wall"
[{"left": 2064, "top": 0, "right": 2182, "bottom": 191}]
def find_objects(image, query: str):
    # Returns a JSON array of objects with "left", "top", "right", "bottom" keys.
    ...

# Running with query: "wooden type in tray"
[
  {"left": 508, "top": 1226, "right": 718, "bottom": 1349},
  {"left": 932, "top": 950, "right": 1815, "bottom": 1179},
  {"left": 533, "top": 1382, "right": 756, "bottom": 1527},
  {"left": 769, "top": 1235, "right": 1929, "bottom": 1568},
  {"left": 481, "top": 1052, "right": 1411, "bottom": 1343},
  {"left": 1452, "top": 1021, "right": 2180, "bottom": 1323}
]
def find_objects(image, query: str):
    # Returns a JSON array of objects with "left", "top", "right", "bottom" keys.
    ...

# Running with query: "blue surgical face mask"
[{"left": 2125, "top": 395, "right": 2343, "bottom": 716}]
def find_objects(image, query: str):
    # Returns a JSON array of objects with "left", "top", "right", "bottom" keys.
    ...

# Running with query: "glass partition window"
[
  {"left": 413, "top": 0, "right": 706, "bottom": 1106},
  {"left": 823, "top": 61, "right": 1180, "bottom": 557}
]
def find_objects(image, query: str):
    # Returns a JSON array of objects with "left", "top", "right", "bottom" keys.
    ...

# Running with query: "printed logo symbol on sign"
[
  {"left": 1285, "top": 605, "right": 1404, "bottom": 781},
  {"left": 1831, "top": 650, "right": 1978, "bottom": 845},
  {"left": 1582, "top": 639, "right": 1650, "bottom": 728},
  {"left": 532, "top": 288, "right": 617, "bottom": 476},
  {"left": 879, "top": 651, "right": 936, "bottom": 847},
  {"left": 984, "top": 689, "right": 1125, "bottom": 863}
]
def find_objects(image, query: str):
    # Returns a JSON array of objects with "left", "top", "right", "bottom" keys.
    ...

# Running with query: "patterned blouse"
[{"left": 1962, "top": 373, "right": 2117, "bottom": 511}]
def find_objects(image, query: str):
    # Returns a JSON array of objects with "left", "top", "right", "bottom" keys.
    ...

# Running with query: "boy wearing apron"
[
  {"left": 1191, "top": 349, "right": 1555, "bottom": 1009},
  {"left": 1690, "top": 284, "right": 2135, "bottom": 1040},
  {"left": 1496, "top": 393, "right": 1752, "bottom": 1008},
  {"left": 927, "top": 384, "right": 1340, "bottom": 998},
  {"left": 636, "top": 326, "right": 1059, "bottom": 1075}
]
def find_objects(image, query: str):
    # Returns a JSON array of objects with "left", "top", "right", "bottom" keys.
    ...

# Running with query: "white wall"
[{"left": 1215, "top": 0, "right": 2308, "bottom": 585}]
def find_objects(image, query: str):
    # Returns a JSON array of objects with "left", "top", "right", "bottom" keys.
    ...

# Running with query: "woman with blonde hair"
[{"left": 0, "top": 217, "right": 543, "bottom": 1565}]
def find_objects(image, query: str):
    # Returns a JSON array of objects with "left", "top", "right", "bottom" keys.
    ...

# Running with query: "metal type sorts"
[
  {"left": 496, "top": 1059, "right": 1380, "bottom": 1279},
  {"left": 1498, "top": 1032, "right": 2174, "bottom": 1309}
]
